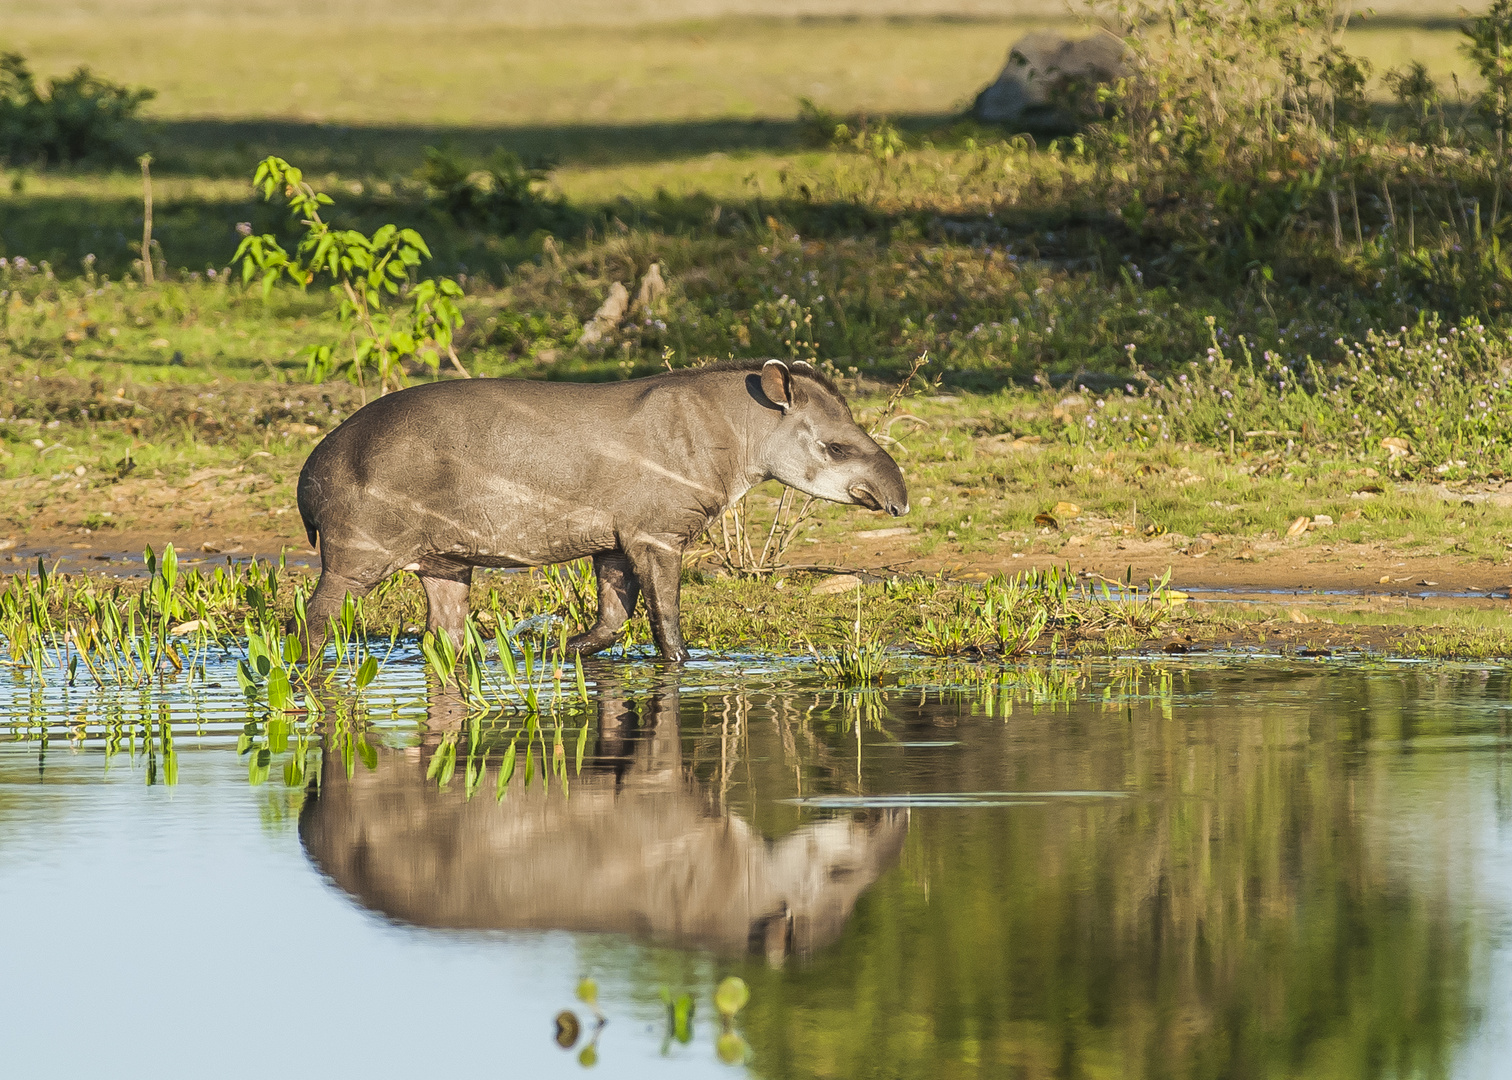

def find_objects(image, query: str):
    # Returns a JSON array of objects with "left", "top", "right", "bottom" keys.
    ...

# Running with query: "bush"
[
  {"left": 0, "top": 51, "right": 154, "bottom": 166},
  {"left": 1074, "top": 316, "right": 1512, "bottom": 477},
  {"left": 420, "top": 146, "right": 565, "bottom": 233}
]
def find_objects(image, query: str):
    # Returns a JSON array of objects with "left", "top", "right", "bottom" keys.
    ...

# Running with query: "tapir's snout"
[{"left": 850, "top": 452, "right": 909, "bottom": 517}]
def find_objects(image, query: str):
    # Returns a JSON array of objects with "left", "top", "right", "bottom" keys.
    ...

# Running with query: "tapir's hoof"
[{"left": 563, "top": 632, "right": 617, "bottom": 657}]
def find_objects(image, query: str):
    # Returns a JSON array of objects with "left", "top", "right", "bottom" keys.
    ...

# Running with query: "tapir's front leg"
[
  {"left": 566, "top": 552, "right": 641, "bottom": 656},
  {"left": 624, "top": 537, "right": 690, "bottom": 663}
]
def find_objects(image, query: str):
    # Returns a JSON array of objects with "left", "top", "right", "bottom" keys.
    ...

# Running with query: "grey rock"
[
  {"left": 973, "top": 31, "right": 1128, "bottom": 131},
  {"left": 579, "top": 280, "right": 630, "bottom": 345}
]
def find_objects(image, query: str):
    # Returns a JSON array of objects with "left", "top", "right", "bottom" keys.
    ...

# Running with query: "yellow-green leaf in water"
[
  {"left": 266, "top": 667, "right": 293, "bottom": 711},
  {"left": 496, "top": 737, "right": 517, "bottom": 801},
  {"left": 576, "top": 978, "right": 599, "bottom": 1008},
  {"left": 716, "top": 1031, "right": 749, "bottom": 1065},
  {"left": 715, "top": 976, "right": 750, "bottom": 1018}
]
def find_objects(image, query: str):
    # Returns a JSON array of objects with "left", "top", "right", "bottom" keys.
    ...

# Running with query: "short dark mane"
[{"left": 659, "top": 358, "right": 849, "bottom": 405}]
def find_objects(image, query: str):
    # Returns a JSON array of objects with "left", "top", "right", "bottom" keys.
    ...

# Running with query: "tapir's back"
[{"left": 296, "top": 375, "right": 743, "bottom": 565}]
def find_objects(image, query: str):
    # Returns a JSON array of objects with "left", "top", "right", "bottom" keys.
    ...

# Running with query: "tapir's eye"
[{"left": 826, "top": 442, "right": 852, "bottom": 460}]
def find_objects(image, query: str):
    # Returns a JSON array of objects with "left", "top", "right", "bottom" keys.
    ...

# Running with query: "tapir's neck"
[
  {"left": 730, "top": 380, "right": 787, "bottom": 503},
  {"left": 641, "top": 368, "right": 788, "bottom": 515}
]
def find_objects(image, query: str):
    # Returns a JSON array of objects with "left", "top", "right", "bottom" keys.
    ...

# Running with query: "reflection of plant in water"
[
  {"left": 713, "top": 977, "right": 752, "bottom": 1065},
  {"left": 730, "top": 665, "right": 1484, "bottom": 1080},
  {"left": 930, "top": 662, "right": 1087, "bottom": 718},
  {"left": 551, "top": 976, "right": 750, "bottom": 1068}
]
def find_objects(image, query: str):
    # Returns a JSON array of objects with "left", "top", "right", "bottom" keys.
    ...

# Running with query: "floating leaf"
[
  {"left": 716, "top": 1031, "right": 749, "bottom": 1066},
  {"left": 714, "top": 976, "right": 750, "bottom": 1018},
  {"left": 554, "top": 1010, "right": 581, "bottom": 1049},
  {"left": 576, "top": 978, "right": 599, "bottom": 1008}
]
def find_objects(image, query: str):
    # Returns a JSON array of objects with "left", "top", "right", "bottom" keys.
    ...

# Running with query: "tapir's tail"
[{"left": 295, "top": 462, "right": 320, "bottom": 551}]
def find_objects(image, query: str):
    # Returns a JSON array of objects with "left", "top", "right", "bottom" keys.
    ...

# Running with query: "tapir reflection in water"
[
  {"left": 294, "top": 359, "right": 908, "bottom": 661},
  {"left": 298, "top": 682, "right": 907, "bottom": 960}
]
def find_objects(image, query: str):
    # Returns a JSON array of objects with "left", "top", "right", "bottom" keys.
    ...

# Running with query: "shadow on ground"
[{"left": 145, "top": 113, "right": 966, "bottom": 177}]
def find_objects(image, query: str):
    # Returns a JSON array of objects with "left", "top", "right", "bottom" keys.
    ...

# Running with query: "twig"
[
  {"left": 868, "top": 351, "right": 933, "bottom": 437},
  {"left": 139, "top": 155, "right": 154, "bottom": 285}
]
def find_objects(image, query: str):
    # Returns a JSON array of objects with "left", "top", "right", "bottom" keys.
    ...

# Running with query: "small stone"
[
  {"left": 632, "top": 262, "right": 667, "bottom": 314},
  {"left": 978, "top": 433, "right": 1044, "bottom": 456},
  {"left": 811, "top": 574, "right": 863, "bottom": 596},
  {"left": 578, "top": 282, "right": 630, "bottom": 345}
]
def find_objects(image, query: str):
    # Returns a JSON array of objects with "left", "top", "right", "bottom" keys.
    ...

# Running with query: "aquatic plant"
[
  {"left": 811, "top": 587, "right": 892, "bottom": 688},
  {"left": 909, "top": 566, "right": 1173, "bottom": 659}
]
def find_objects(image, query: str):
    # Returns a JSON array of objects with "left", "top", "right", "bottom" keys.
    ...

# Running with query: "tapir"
[{"left": 295, "top": 359, "right": 908, "bottom": 660}]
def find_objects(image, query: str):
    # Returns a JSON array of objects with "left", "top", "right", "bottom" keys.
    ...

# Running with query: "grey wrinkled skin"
[{"left": 294, "top": 359, "right": 908, "bottom": 661}]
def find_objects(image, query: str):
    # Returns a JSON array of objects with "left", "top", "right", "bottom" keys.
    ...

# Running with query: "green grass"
[
  {"left": 1, "top": 6, "right": 1511, "bottom": 648},
  {"left": 3, "top": 15, "right": 1059, "bottom": 131}
]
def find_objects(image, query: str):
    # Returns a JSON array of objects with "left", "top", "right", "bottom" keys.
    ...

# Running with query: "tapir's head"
[{"left": 755, "top": 360, "right": 909, "bottom": 517}]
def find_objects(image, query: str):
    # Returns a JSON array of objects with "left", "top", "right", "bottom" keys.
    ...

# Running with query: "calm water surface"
[{"left": 2, "top": 656, "right": 1510, "bottom": 1079}]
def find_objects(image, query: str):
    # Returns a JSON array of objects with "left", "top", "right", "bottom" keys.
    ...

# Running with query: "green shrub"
[
  {"left": 1080, "top": 316, "right": 1512, "bottom": 476},
  {"left": 0, "top": 51, "right": 153, "bottom": 166},
  {"left": 420, "top": 146, "right": 565, "bottom": 233},
  {"left": 235, "top": 157, "right": 466, "bottom": 398}
]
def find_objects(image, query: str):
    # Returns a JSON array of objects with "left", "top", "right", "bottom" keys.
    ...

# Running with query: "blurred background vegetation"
[{"left": 5, "top": 0, "right": 1512, "bottom": 480}]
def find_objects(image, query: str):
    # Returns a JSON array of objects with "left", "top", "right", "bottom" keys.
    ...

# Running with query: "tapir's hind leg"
[
  {"left": 566, "top": 552, "right": 641, "bottom": 656},
  {"left": 417, "top": 557, "right": 474, "bottom": 649}
]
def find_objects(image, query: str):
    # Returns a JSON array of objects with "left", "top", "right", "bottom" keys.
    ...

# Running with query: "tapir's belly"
[{"left": 353, "top": 476, "right": 621, "bottom": 568}]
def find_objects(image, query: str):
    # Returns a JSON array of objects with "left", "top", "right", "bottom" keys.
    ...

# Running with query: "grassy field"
[{"left": 2, "top": 7, "right": 1512, "bottom": 657}]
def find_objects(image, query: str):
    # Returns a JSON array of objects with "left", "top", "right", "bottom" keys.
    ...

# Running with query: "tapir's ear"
[{"left": 760, "top": 359, "right": 792, "bottom": 412}]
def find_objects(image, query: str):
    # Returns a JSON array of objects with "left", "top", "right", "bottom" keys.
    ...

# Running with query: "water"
[{"left": 2, "top": 654, "right": 1511, "bottom": 1079}]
